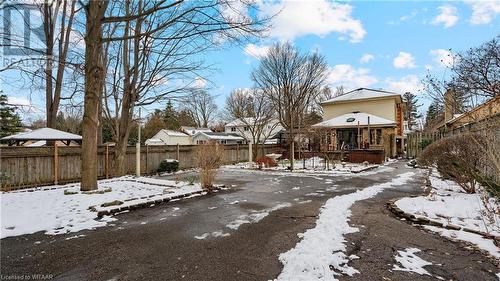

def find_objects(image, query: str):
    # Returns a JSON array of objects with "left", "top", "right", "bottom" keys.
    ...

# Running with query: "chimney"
[{"left": 444, "top": 89, "right": 455, "bottom": 123}]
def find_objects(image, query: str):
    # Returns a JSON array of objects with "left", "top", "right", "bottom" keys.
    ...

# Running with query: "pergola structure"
[{"left": 1, "top": 128, "right": 82, "bottom": 146}]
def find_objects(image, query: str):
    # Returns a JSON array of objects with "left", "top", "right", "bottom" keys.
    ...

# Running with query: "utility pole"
[{"left": 136, "top": 107, "right": 141, "bottom": 177}]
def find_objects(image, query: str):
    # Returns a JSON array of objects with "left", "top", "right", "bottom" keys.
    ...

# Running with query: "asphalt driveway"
[{"left": 1, "top": 161, "right": 497, "bottom": 280}]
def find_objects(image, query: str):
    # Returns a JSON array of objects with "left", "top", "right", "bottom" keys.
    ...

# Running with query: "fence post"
[
  {"left": 236, "top": 144, "right": 239, "bottom": 162},
  {"left": 176, "top": 144, "right": 180, "bottom": 161},
  {"left": 105, "top": 145, "right": 109, "bottom": 179},
  {"left": 146, "top": 145, "right": 149, "bottom": 174},
  {"left": 54, "top": 144, "right": 59, "bottom": 185}
]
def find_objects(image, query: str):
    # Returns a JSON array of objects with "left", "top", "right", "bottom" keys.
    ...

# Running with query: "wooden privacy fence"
[{"left": 0, "top": 144, "right": 280, "bottom": 190}]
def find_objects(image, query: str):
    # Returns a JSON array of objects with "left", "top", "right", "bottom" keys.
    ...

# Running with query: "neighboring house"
[
  {"left": 224, "top": 118, "right": 283, "bottom": 143},
  {"left": 312, "top": 88, "right": 404, "bottom": 157},
  {"left": 145, "top": 129, "right": 192, "bottom": 146},
  {"left": 192, "top": 132, "right": 245, "bottom": 145},
  {"left": 436, "top": 92, "right": 499, "bottom": 133},
  {"left": 180, "top": 126, "right": 212, "bottom": 137},
  {"left": 1, "top": 127, "right": 82, "bottom": 146}
]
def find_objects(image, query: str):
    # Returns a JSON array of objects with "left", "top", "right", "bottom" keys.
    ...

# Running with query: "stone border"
[{"left": 96, "top": 186, "right": 225, "bottom": 218}]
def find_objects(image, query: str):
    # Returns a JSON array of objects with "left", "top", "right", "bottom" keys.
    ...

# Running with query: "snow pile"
[
  {"left": 275, "top": 171, "right": 416, "bottom": 281},
  {"left": 395, "top": 169, "right": 500, "bottom": 236},
  {"left": 392, "top": 248, "right": 432, "bottom": 276},
  {"left": 1, "top": 176, "right": 202, "bottom": 238}
]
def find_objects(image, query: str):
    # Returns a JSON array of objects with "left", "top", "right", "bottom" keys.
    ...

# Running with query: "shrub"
[
  {"left": 158, "top": 159, "right": 179, "bottom": 173},
  {"left": 255, "top": 156, "right": 277, "bottom": 168},
  {"left": 195, "top": 142, "right": 224, "bottom": 192},
  {"left": 419, "top": 133, "right": 488, "bottom": 194}
]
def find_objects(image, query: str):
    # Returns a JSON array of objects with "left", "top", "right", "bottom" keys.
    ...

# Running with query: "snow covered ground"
[
  {"left": 275, "top": 171, "right": 417, "bottom": 281},
  {"left": 0, "top": 176, "right": 203, "bottom": 239},
  {"left": 395, "top": 169, "right": 500, "bottom": 258},
  {"left": 224, "top": 157, "right": 386, "bottom": 176}
]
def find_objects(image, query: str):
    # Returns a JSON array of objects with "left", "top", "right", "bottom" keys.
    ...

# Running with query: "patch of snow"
[
  {"left": 226, "top": 202, "right": 292, "bottom": 230},
  {"left": 1, "top": 176, "right": 203, "bottom": 238},
  {"left": 423, "top": 225, "right": 500, "bottom": 258},
  {"left": 395, "top": 169, "right": 499, "bottom": 236},
  {"left": 194, "top": 233, "right": 209, "bottom": 240},
  {"left": 393, "top": 247, "right": 432, "bottom": 276},
  {"left": 275, "top": 171, "right": 417, "bottom": 281},
  {"left": 65, "top": 234, "right": 86, "bottom": 240}
]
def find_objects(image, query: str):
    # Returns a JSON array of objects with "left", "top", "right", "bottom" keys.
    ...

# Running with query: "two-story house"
[{"left": 312, "top": 88, "right": 404, "bottom": 158}]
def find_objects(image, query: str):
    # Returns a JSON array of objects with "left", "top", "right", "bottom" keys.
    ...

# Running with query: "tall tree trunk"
[
  {"left": 113, "top": 106, "right": 133, "bottom": 176},
  {"left": 81, "top": 0, "right": 108, "bottom": 191}
]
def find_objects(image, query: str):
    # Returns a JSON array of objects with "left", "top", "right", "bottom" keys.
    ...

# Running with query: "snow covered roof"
[
  {"left": 312, "top": 112, "right": 396, "bottom": 128},
  {"left": 158, "top": 129, "right": 189, "bottom": 137},
  {"left": 1, "top": 127, "right": 82, "bottom": 141},
  {"left": 194, "top": 132, "right": 244, "bottom": 140},
  {"left": 180, "top": 126, "right": 212, "bottom": 136},
  {"left": 321, "top": 88, "right": 401, "bottom": 104}
]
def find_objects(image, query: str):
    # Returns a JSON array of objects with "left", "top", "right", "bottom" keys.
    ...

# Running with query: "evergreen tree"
[
  {"left": 0, "top": 93, "right": 23, "bottom": 138},
  {"left": 162, "top": 100, "right": 181, "bottom": 130},
  {"left": 402, "top": 92, "right": 422, "bottom": 130},
  {"left": 425, "top": 100, "right": 443, "bottom": 127}
]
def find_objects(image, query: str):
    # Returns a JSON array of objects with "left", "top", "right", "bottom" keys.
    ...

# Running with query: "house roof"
[
  {"left": 180, "top": 126, "right": 212, "bottom": 136},
  {"left": 312, "top": 112, "right": 396, "bottom": 128},
  {"left": 321, "top": 88, "right": 401, "bottom": 105},
  {"left": 1, "top": 127, "right": 82, "bottom": 141},
  {"left": 194, "top": 131, "right": 244, "bottom": 140},
  {"left": 158, "top": 129, "right": 189, "bottom": 137}
]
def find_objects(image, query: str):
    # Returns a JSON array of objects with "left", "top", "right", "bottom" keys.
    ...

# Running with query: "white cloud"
[
  {"left": 432, "top": 5, "right": 459, "bottom": 28},
  {"left": 258, "top": 0, "right": 366, "bottom": 43},
  {"left": 430, "top": 49, "right": 453, "bottom": 68},
  {"left": 360, "top": 53, "right": 374, "bottom": 64},
  {"left": 385, "top": 75, "right": 423, "bottom": 94},
  {"left": 393, "top": 52, "right": 416, "bottom": 69},
  {"left": 243, "top": 43, "right": 270, "bottom": 59},
  {"left": 465, "top": 1, "right": 500, "bottom": 24},
  {"left": 327, "top": 64, "right": 378, "bottom": 90},
  {"left": 193, "top": 77, "right": 207, "bottom": 88},
  {"left": 6, "top": 96, "right": 39, "bottom": 113}
]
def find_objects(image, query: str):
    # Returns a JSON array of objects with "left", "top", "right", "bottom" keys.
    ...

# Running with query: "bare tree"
[
  {"left": 1, "top": 0, "right": 81, "bottom": 128},
  {"left": 225, "top": 88, "right": 278, "bottom": 158},
  {"left": 251, "top": 42, "right": 328, "bottom": 170},
  {"left": 80, "top": 0, "right": 271, "bottom": 189},
  {"left": 182, "top": 91, "right": 218, "bottom": 128},
  {"left": 450, "top": 36, "right": 499, "bottom": 100}
]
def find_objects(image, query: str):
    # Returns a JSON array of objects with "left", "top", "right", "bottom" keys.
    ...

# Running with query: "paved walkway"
[{"left": 1, "top": 161, "right": 497, "bottom": 280}]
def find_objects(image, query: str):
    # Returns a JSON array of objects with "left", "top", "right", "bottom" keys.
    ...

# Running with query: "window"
[
  {"left": 346, "top": 117, "right": 355, "bottom": 123},
  {"left": 220, "top": 140, "right": 227, "bottom": 144},
  {"left": 244, "top": 126, "right": 249, "bottom": 131},
  {"left": 231, "top": 127, "right": 236, "bottom": 132},
  {"left": 376, "top": 129, "right": 382, "bottom": 145}
]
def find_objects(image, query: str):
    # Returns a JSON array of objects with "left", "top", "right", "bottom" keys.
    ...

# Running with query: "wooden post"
[
  {"left": 54, "top": 143, "right": 59, "bottom": 185},
  {"left": 105, "top": 144, "right": 109, "bottom": 179},
  {"left": 146, "top": 145, "right": 149, "bottom": 174},
  {"left": 176, "top": 143, "right": 180, "bottom": 161},
  {"left": 236, "top": 144, "right": 239, "bottom": 162},
  {"left": 357, "top": 121, "right": 360, "bottom": 149}
]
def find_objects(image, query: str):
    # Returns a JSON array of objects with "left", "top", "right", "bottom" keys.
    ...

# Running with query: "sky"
[{"left": 1, "top": 0, "right": 499, "bottom": 122}]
